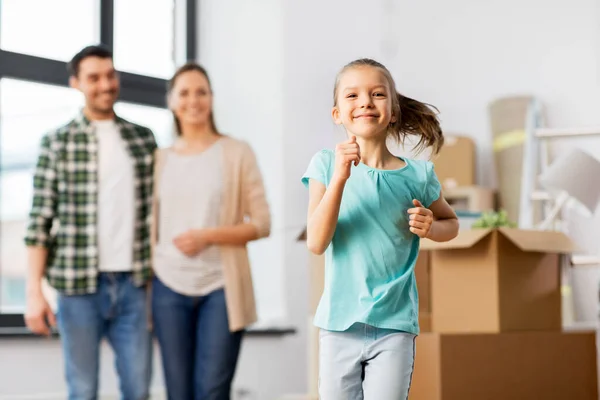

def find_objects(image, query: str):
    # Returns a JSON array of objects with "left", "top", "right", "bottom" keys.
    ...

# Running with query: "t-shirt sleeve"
[
  {"left": 423, "top": 161, "right": 442, "bottom": 208},
  {"left": 301, "top": 150, "right": 332, "bottom": 188}
]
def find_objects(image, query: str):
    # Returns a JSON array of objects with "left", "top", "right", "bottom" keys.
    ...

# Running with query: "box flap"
[
  {"left": 498, "top": 228, "right": 579, "bottom": 253},
  {"left": 420, "top": 228, "right": 492, "bottom": 250}
]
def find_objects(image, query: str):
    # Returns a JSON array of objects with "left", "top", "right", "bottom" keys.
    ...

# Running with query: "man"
[{"left": 24, "top": 45, "right": 157, "bottom": 400}]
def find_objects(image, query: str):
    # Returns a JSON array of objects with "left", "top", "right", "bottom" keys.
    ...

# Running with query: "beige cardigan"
[{"left": 151, "top": 136, "right": 271, "bottom": 331}]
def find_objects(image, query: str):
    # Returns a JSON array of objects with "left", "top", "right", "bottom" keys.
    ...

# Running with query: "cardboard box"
[
  {"left": 309, "top": 253, "right": 325, "bottom": 315},
  {"left": 420, "top": 228, "right": 577, "bottom": 333},
  {"left": 409, "top": 331, "right": 598, "bottom": 400},
  {"left": 307, "top": 316, "right": 320, "bottom": 397},
  {"left": 415, "top": 251, "right": 430, "bottom": 313},
  {"left": 297, "top": 229, "right": 325, "bottom": 315},
  {"left": 433, "top": 135, "right": 476, "bottom": 189},
  {"left": 443, "top": 185, "right": 495, "bottom": 212},
  {"left": 419, "top": 311, "right": 432, "bottom": 332},
  {"left": 298, "top": 228, "right": 324, "bottom": 396},
  {"left": 415, "top": 251, "right": 432, "bottom": 332}
]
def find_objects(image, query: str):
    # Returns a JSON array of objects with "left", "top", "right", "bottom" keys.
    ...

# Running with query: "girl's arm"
[
  {"left": 427, "top": 195, "right": 459, "bottom": 242},
  {"left": 306, "top": 137, "right": 360, "bottom": 255},
  {"left": 306, "top": 177, "right": 346, "bottom": 255},
  {"left": 408, "top": 193, "right": 459, "bottom": 242}
]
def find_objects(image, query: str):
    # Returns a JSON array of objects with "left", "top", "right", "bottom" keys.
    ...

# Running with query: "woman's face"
[{"left": 170, "top": 70, "right": 213, "bottom": 129}]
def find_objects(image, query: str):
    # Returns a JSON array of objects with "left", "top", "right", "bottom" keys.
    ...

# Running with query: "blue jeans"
[
  {"left": 57, "top": 272, "right": 153, "bottom": 400},
  {"left": 319, "top": 323, "right": 416, "bottom": 400},
  {"left": 151, "top": 276, "right": 243, "bottom": 400}
]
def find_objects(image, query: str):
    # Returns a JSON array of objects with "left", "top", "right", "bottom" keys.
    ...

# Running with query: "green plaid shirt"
[{"left": 24, "top": 111, "right": 157, "bottom": 294}]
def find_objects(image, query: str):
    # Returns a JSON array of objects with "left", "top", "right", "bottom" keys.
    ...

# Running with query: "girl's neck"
[{"left": 354, "top": 135, "right": 398, "bottom": 170}]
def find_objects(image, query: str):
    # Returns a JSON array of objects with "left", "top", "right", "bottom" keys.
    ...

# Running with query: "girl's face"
[
  {"left": 332, "top": 66, "right": 396, "bottom": 139},
  {"left": 169, "top": 70, "right": 213, "bottom": 128}
]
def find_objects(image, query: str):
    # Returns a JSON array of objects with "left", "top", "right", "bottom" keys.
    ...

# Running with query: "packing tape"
[{"left": 493, "top": 129, "right": 526, "bottom": 152}]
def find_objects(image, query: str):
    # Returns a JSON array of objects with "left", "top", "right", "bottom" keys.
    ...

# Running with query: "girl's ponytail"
[{"left": 391, "top": 93, "right": 444, "bottom": 155}]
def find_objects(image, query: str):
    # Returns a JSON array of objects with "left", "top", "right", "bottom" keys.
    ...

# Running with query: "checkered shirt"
[{"left": 24, "top": 111, "right": 157, "bottom": 294}]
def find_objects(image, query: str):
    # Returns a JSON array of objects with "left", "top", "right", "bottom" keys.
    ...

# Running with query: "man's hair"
[{"left": 67, "top": 44, "right": 113, "bottom": 77}]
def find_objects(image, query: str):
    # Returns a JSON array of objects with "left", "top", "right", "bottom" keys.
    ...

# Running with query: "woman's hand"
[{"left": 173, "top": 230, "right": 210, "bottom": 257}]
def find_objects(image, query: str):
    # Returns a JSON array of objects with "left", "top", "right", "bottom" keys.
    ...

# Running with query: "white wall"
[
  {"left": 382, "top": 0, "right": 600, "bottom": 325},
  {"left": 199, "top": 0, "right": 600, "bottom": 398},
  {"left": 2, "top": 1, "right": 600, "bottom": 399},
  {"left": 377, "top": 0, "right": 600, "bottom": 325}
]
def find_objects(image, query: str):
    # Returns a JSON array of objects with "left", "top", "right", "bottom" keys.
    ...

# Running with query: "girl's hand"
[
  {"left": 407, "top": 199, "right": 434, "bottom": 238},
  {"left": 173, "top": 229, "right": 210, "bottom": 257},
  {"left": 332, "top": 135, "right": 361, "bottom": 182}
]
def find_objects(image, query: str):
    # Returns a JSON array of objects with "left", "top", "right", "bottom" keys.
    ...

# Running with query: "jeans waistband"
[{"left": 98, "top": 271, "right": 133, "bottom": 283}]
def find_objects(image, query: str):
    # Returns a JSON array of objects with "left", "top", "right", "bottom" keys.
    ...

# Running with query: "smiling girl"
[{"left": 302, "top": 58, "right": 459, "bottom": 399}]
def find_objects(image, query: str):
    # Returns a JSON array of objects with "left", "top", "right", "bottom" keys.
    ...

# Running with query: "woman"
[{"left": 151, "top": 62, "right": 271, "bottom": 399}]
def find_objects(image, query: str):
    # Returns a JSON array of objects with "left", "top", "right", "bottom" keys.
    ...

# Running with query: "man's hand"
[{"left": 25, "top": 291, "right": 56, "bottom": 336}]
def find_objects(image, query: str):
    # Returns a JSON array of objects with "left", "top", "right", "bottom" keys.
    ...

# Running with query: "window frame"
[{"left": 0, "top": 0, "right": 198, "bottom": 331}]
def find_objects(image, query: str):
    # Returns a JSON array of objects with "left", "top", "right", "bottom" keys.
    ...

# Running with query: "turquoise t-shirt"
[{"left": 301, "top": 149, "right": 441, "bottom": 335}]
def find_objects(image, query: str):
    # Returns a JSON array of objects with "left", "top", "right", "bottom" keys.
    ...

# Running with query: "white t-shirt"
[
  {"left": 153, "top": 143, "right": 224, "bottom": 296},
  {"left": 94, "top": 120, "right": 135, "bottom": 272}
]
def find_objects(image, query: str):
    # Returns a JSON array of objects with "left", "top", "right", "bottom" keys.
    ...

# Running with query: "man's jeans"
[{"left": 57, "top": 272, "right": 153, "bottom": 400}]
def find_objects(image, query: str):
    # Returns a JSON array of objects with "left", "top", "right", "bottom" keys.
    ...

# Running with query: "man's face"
[{"left": 70, "top": 56, "right": 119, "bottom": 116}]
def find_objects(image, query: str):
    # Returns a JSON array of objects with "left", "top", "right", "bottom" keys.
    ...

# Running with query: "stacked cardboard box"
[
  {"left": 411, "top": 228, "right": 598, "bottom": 399},
  {"left": 432, "top": 135, "right": 476, "bottom": 190},
  {"left": 307, "top": 253, "right": 324, "bottom": 397},
  {"left": 417, "top": 134, "right": 492, "bottom": 334},
  {"left": 409, "top": 330, "right": 597, "bottom": 400}
]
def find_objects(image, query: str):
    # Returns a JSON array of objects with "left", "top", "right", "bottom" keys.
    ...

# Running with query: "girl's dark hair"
[
  {"left": 167, "top": 62, "right": 218, "bottom": 136},
  {"left": 333, "top": 58, "right": 443, "bottom": 155}
]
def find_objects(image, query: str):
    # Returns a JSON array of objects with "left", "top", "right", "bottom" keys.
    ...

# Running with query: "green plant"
[{"left": 471, "top": 210, "right": 517, "bottom": 229}]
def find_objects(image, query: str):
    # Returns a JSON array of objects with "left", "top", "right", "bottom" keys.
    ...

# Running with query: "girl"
[
  {"left": 151, "top": 62, "right": 271, "bottom": 399},
  {"left": 302, "top": 58, "right": 458, "bottom": 400}
]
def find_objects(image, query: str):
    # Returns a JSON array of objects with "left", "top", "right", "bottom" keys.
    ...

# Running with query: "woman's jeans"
[{"left": 152, "top": 276, "right": 243, "bottom": 400}]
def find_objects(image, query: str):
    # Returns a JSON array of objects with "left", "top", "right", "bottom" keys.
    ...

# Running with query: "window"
[
  {"left": 0, "top": 0, "right": 197, "bottom": 329},
  {"left": 0, "top": 0, "right": 99, "bottom": 62},
  {"left": 0, "top": 79, "right": 83, "bottom": 314},
  {"left": 114, "top": 0, "right": 176, "bottom": 79},
  {"left": 0, "top": 169, "right": 30, "bottom": 314},
  {"left": 115, "top": 102, "right": 175, "bottom": 147},
  {"left": 0, "top": 79, "right": 84, "bottom": 168}
]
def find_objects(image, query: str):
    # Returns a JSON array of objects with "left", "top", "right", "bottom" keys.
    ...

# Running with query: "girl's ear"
[{"left": 332, "top": 107, "right": 343, "bottom": 125}]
